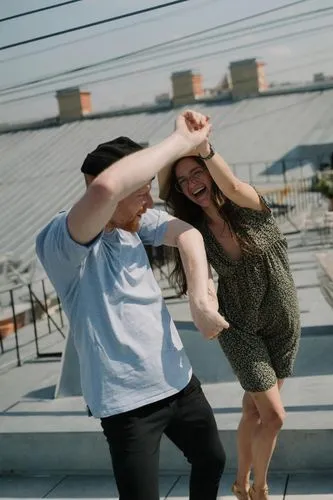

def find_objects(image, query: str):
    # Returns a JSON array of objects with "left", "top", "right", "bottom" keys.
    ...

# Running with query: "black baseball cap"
[{"left": 81, "top": 136, "right": 143, "bottom": 176}]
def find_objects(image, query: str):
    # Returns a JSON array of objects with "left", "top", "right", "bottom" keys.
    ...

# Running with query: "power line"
[
  {"left": 137, "top": 0, "right": 315, "bottom": 46},
  {"left": 1, "top": 5, "right": 331, "bottom": 96},
  {"left": 0, "top": 3, "right": 324, "bottom": 94},
  {"left": 1, "top": 49, "right": 331, "bottom": 108},
  {"left": 0, "top": 0, "right": 217, "bottom": 64},
  {"left": 268, "top": 51, "right": 333, "bottom": 78},
  {"left": 2, "top": 22, "right": 331, "bottom": 102},
  {"left": 52, "top": 23, "right": 333, "bottom": 87},
  {"left": 0, "top": 0, "right": 84, "bottom": 23},
  {"left": 209, "top": 46, "right": 333, "bottom": 89},
  {"left": 1, "top": 21, "right": 331, "bottom": 106},
  {"left": 0, "top": 0, "right": 189, "bottom": 51}
]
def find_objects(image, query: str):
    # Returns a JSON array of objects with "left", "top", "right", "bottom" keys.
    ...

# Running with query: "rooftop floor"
[
  {"left": 0, "top": 225, "right": 332, "bottom": 498},
  {"left": 1, "top": 471, "right": 333, "bottom": 499}
]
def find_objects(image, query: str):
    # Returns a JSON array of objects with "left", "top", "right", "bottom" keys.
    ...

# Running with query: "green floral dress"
[{"left": 201, "top": 198, "right": 301, "bottom": 393}]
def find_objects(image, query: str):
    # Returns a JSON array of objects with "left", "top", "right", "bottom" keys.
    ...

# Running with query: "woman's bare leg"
[
  {"left": 250, "top": 380, "right": 285, "bottom": 490},
  {"left": 235, "top": 392, "right": 261, "bottom": 491}
]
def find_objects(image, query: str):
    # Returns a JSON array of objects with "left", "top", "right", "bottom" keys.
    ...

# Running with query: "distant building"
[
  {"left": 313, "top": 72, "right": 333, "bottom": 83},
  {"left": 56, "top": 87, "right": 92, "bottom": 121},
  {"left": 211, "top": 73, "right": 232, "bottom": 95},
  {"left": 171, "top": 70, "right": 204, "bottom": 105},
  {"left": 229, "top": 58, "right": 267, "bottom": 99}
]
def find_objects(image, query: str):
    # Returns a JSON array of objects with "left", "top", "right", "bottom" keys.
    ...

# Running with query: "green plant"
[{"left": 314, "top": 174, "right": 333, "bottom": 199}]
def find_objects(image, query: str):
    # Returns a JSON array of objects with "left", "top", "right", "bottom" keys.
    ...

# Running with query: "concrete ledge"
[
  {"left": 1, "top": 426, "right": 332, "bottom": 474},
  {"left": 1, "top": 370, "right": 333, "bottom": 474},
  {"left": 1, "top": 326, "right": 333, "bottom": 475}
]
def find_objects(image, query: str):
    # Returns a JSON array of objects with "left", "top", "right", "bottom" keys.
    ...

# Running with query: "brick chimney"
[
  {"left": 171, "top": 70, "right": 204, "bottom": 105},
  {"left": 229, "top": 59, "right": 267, "bottom": 99},
  {"left": 56, "top": 87, "right": 92, "bottom": 121}
]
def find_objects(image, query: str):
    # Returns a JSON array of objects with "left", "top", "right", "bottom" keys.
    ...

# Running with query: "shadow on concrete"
[
  {"left": 286, "top": 472, "right": 333, "bottom": 495},
  {"left": 296, "top": 283, "right": 319, "bottom": 290},
  {"left": 177, "top": 322, "right": 333, "bottom": 382},
  {"left": 0, "top": 410, "right": 87, "bottom": 417},
  {"left": 290, "top": 259, "right": 318, "bottom": 266},
  {"left": 212, "top": 404, "right": 333, "bottom": 414},
  {"left": 24, "top": 384, "right": 56, "bottom": 399},
  {"left": 291, "top": 264, "right": 319, "bottom": 272},
  {"left": 25, "top": 358, "right": 60, "bottom": 365},
  {"left": 288, "top": 243, "right": 333, "bottom": 254},
  {"left": 301, "top": 324, "right": 333, "bottom": 336},
  {"left": 293, "top": 334, "right": 333, "bottom": 377},
  {"left": 176, "top": 321, "right": 236, "bottom": 384}
]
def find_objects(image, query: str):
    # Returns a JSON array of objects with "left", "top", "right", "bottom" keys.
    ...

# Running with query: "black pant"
[{"left": 100, "top": 374, "right": 226, "bottom": 500}]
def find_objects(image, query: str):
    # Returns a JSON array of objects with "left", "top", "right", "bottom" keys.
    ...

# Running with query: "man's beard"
[
  {"left": 109, "top": 205, "right": 147, "bottom": 233},
  {"left": 121, "top": 217, "right": 141, "bottom": 233}
]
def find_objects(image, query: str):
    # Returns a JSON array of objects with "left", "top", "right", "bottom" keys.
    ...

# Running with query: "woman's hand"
[{"left": 183, "top": 111, "right": 211, "bottom": 158}]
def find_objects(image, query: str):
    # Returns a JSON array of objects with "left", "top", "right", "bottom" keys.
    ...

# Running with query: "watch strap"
[{"left": 199, "top": 143, "right": 215, "bottom": 160}]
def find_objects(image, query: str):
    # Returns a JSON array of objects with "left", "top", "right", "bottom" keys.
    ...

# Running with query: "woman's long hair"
[{"left": 164, "top": 156, "right": 253, "bottom": 296}]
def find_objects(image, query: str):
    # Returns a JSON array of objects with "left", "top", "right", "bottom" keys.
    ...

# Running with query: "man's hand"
[
  {"left": 189, "top": 298, "right": 230, "bottom": 340},
  {"left": 174, "top": 109, "right": 211, "bottom": 152},
  {"left": 180, "top": 110, "right": 212, "bottom": 158}
]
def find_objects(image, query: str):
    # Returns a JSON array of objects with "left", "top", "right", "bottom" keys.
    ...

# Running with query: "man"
[{"left": 36, "top": 110, "right": 229, "bottom": 500}]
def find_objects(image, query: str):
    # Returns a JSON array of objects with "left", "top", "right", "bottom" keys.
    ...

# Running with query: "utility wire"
[
  {"left": 1, "top": 5, "right": 331, "bottom": 96},
  {"left": 45, "top": 23, "right": 333, "bottom": 89},
  {"left": 1, "top": 29, "right": 330, "bottom": 104},
  {"left": 0, "top": 0, "right": 84, "bottom": 23},
  {"left": 0, "top": 0, "right": 217, "bottom": 64},
  {"left": 0, "top": 3, "right": 327, "bottom": 95},
  {"left": 0, "top": 1, "right": 189, "bottom": 51},
  {"left": 1, "top": 21, "right": 331, "bottom": 106}
]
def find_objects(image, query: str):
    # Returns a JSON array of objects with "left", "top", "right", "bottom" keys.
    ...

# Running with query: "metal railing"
[
  {"left": 0, "top": 277, "right": 66, "bottom": 368},
  {"left": 228, "top": 156, "right": 332, "bottom": 186},
  {"left": 257, "top": 176, "right": 321, "bottom": 218}
]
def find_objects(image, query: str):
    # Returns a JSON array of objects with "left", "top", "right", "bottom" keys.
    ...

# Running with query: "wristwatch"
[{"left": 199, "top": 143, "right": 215, "bottom": 161}]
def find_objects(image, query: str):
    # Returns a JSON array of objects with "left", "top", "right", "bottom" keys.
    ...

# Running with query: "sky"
[{"left": 0, "top": 0, "right": 333, "bottom": 124}]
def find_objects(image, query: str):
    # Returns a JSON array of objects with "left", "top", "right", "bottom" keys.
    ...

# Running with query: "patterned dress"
[{"left": 200, "top": 198, "right": 301, "bottom": 393}]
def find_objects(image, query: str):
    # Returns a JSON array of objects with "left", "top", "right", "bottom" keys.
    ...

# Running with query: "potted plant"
[{"left": 313, "top": 171, "right": 333, "bottom": 211}]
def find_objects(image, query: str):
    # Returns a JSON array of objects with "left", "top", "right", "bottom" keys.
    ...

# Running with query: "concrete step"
[
  {"left": 0, "top": 390, "right": 332, "bottom": 474},
  {"left": 1, "top": 328, "right": 332, "bottom": 475}
]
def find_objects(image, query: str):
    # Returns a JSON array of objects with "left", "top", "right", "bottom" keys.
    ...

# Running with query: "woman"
[{"left": 158, "top": 112, "right": 301, "bottom": 500}]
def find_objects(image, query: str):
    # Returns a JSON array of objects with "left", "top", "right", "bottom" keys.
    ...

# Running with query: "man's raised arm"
[{"left": 67, "top": 113, "right": 211, "bottom": 245}]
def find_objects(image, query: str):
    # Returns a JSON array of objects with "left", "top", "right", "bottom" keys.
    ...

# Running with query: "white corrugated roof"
[{"left": 1, "top": 89, "right": 333, "bottom": 268}]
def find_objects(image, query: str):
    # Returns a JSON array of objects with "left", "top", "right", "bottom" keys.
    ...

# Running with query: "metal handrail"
[{"left": 0, "top": 277, "right": 66, "bottom": 368}]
